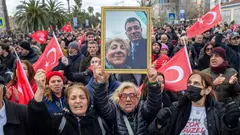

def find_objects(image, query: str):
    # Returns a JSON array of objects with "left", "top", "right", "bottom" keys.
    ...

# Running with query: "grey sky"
[{"left": 6, "top": 0, "right": 139, "bottom": 16}]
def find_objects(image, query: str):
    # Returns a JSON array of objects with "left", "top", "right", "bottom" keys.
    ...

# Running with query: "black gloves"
[
  {"left": 224, "top": 101, "right": 240, "bottom": 127},
  {"left": 157, "top": 107, "right": 172, "bottom": 126}
]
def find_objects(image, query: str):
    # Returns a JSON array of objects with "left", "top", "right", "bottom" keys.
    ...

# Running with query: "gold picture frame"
[{"left": 101, "top": 6, "right": 152, "bottom": 74}]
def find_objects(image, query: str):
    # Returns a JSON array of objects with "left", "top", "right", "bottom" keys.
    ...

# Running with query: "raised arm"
[{"left": 93, "top": 65, "right": 116, "bottom": 122}]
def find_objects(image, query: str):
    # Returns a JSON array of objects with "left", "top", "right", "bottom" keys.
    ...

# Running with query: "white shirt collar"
[{"left": 0, "top": 101, "right": 6, "bottom": 118}]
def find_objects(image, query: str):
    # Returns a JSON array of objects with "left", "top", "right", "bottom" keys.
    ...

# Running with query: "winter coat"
[
  {"left": 43, "top": 90, "right": 66, "bottom": 114},
  {"left": 3, "top": 99, "right": 30, "bottom": 135},
  {"left": 19, "top": 49, "right": 39, "bottom": 64},
  {"left": 86, "top": 75, "right": 120, "bottom": 105},
  {"left": 1, "top": 52, "right": 16, "bottom": 71},
  {"left": 28, "top": 99, "right": 112, "bottom": 135},
  {"left": 202, "top": 67, "right": 240, "bottom": 103},
  {"left": 198, "top": 55, "right": 210, "bottom": 70},
  {"left": 67, "top": 51, "right": 83, "bottom": 73},
  {"left": 146, "top": 96, "right": 240, "bottom": 135},
  {"left": 93, "top": 81, "right": 162, "bottom": 135}
]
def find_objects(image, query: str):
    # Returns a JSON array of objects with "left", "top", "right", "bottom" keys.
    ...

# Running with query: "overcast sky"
[{"left": 6, "top": 0, "right": 139, "bottom": 16}]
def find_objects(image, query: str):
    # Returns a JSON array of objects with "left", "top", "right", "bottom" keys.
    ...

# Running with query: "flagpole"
[
  {"left": 13, "top": 48, "right": 34, "bottom": 96},
  {"left": 53, "top": 32, "right": 64, "bottom": 56},
  {"left": 183, "top": 38, "right": 192, "bottom": 73}
]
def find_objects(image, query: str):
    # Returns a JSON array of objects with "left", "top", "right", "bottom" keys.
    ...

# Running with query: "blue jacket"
[
  {"left": 86, "top": 75, "right": 120, "bottom": 105},
  {"left": 42, "top": 91, "right": 66, "bottom": 114}
]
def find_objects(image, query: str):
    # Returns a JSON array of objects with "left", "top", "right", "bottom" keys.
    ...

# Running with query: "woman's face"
[
  {"left": 48, "top": 76, "right": 63, "bottom": 95},
  {"left": 188, "top": 74, "right": 210, "bottom": 97},
  {"left": 106, "top": 41, "right": 128, "bottom": 67},
  {"left": 160, "top": 49, "right": 168, "bottom": 55},
  {"left": 68, "top": 88, "right": 88, "bottom": 116},
  {"left": 60, "top": 41, "right": 65, "bottom": 48},
  {"left": 205, "top": 45, "right": 213, "bottom": 56}
]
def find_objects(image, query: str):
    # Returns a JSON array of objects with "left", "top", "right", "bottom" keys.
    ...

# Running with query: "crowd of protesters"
[{"left": 0, "top": 20, "right": 240, "bottom": 135}]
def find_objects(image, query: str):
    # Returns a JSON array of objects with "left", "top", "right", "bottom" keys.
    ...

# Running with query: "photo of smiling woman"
[{"left": 105, "top": 38, "right": 130, "bottom": 69}]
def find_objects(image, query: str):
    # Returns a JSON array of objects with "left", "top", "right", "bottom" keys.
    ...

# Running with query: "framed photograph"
[{"left": 101, "top": 6, "right": 152, "bottom": 74}]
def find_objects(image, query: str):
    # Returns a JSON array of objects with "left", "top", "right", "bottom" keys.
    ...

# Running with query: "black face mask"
[{"left": 186, "top": 85, "right": 203, "bottom": 102}]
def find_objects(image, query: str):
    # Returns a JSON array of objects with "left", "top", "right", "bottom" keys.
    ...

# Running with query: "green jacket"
[{"left": 202, "top": 67, "right": 240, "bottom": 103}]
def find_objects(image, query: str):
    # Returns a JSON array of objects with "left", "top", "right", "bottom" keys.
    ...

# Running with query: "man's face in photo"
[{"left": 125, "top": 21, "right": 142, "bottom": 42}]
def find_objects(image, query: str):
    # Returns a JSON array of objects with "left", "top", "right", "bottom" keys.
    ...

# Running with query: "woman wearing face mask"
[
  {"left": 28, "top": 69, "right": 112, "bottom": 135},
  {"left": 146, "top": 71, "right": 240, "bottom": 135},
  {"left": 93, "top": 65, "right": 162, "bottom": 135}
]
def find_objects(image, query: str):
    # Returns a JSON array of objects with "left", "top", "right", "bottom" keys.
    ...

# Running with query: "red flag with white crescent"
[
  {"left": 30, "top": 30, "right": 48, "bottom": 44},
  {"left": 16, "top": 59, "right": 34, "bottom": 104},
  {"left": 158, "top": 46, "right": 192, "bottom": 92},
  {"left": 187, "top": 4, "right": 222, "bottom": 38},
  {"left": 33, "top": 36, "right": 63, "bottom": 73},
  {"left": 61, "top": 22, "right": 72, "bottom": 32}
]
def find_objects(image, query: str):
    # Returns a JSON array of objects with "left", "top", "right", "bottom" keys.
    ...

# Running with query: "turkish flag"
[
  {"left": 61, "top": 22, "right": 72, "bottom": 32},
  {"left": 30, "top": 30, "right": 48, "bottom": 44},
  {"left": 33, "top": 36, "right": 63, "bottom": 73},
  {"left": 158, "top": 47, "right": 192, "bottom": 92},
  {"left": 187, "top": 4, "right": 222, "bottom": 38},
  {"left": 16, "top": 59, "right": 34, "bottom": 104}
]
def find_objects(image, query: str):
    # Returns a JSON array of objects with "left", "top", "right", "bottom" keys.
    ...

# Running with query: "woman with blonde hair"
[{"left": 93, "top": 65, "right": 163, "bottom": 135}]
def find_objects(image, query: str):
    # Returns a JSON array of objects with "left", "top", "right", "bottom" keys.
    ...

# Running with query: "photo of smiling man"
[{"left": 102, "top": 7, "right": 151, "bottom": 73}]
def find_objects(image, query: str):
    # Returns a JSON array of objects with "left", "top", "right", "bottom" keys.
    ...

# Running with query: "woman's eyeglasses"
[{"left": 119, "top": 93, "right": 137, "bottom": 100}]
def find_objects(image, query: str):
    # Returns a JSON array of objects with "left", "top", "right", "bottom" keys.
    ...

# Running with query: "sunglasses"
[
  {"left": 206, "top": 48, "right": 213, "bottom": 51},
  {"left": 119, "top": 93, "right": 137, "bottom": 100}
]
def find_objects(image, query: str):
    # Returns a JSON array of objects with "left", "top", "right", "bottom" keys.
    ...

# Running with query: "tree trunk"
[{"left": 2, "top": 0, "right": 11, "bottom": 34}]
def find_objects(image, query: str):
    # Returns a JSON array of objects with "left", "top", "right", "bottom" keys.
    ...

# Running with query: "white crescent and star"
[
  {"left": 45, "top": 48, "right": 57, "bottom": 68},
  {"left": 164, "top": 66, "right": 184, "bottom": 83},
  {"left": 198, "top": 11, "right": 216, "bottom": 25}
]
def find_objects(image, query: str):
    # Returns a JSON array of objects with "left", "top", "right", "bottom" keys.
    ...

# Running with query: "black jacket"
[
  {"left": 117, "top": 74, "right": 146, "bottom": 87},
  {"left": 93, "top": 81, "right": 162, "bottom": 135},
  {"left": 126, "top": 38, "right": 147, "bottom": 69},
  {"left": 3, "top": 99, "right": 30, "bottom": 135},
  {"left": 20, "top": 49, "right": 39, "bottom": 64},
  {"left": 198, "top": 55, "right": 210, "bottom": 70},
  {"left": 28, "top": 98, "right": 112, "bottom": 135},
  {"left": 146, "top": 96, "right": 240, "bottom": 135},
  {"left": 67, "top": 51, "right": 83, "bottom": 73},
  {"left": 1, "top": 52, "right": 16, "bottom": 71}
]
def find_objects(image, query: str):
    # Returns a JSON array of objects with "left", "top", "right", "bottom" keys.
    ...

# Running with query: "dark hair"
[
  {"left": 88, "top": 41, "right": 98, "bottom": 46},
  {"left": 188, "top": 71, "right": 217, "bottom": 100},
  {"left": 86, "top": 31, "right": 95, "bottom": 37},
  {"left": 8, "top": 60, "right": 35, "bottom": 86},
  {"left": 125, "top": 17, "right": 142, "bottom": 30},
  {"left": 141, "top": 72, "right": 165, "bottom": 100},
  {"left": 202, "top": 42, "right": 214, "bottom": 56},
  {"left": 0, "top": 43, "right": 10, "bottom": 52}
]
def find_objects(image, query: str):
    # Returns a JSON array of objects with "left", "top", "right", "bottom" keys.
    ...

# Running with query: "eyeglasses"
[
  {"left": 206, "top": 48, "right": 213, "bottom": 51},
  {"left": 119, "top": 93, "right": 137, "bottom": 100}
]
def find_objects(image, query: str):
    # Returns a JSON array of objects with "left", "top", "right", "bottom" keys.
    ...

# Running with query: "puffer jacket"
[
  {"left": 146, "top": 96, "right": 240, "bottom": 135},
  {"left": 19, "top": 49, "right": 39, "bottom": 64},
  {"left": 28, "top": 99, "right": 112, "bottom": 135},
  {"left": 202, "top": 67, "right": 240, "bottom": 103},
  {"left": 93, "top": 81, "right": 162, "bottom": 135}
]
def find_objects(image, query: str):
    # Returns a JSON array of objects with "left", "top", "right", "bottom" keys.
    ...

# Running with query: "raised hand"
[
  {"left": 93, "top": 65, "right": 105, "bottom": 83},
  {"left": 157, "top": 107, "right": 172, "bottom": 126},
  {"left": 223, "top": 101, "right": 240, "bottom": 127},
  {"left": 61, "top": 56, "right": 69, "bottom": 66},
  {"left": 229, "top": 73, "right": 238, "bottom": 85},
  {"left": 147, "top": 64, "right": 157, "bottom": 83},
  {"left": 213, "top": 74, "right": 225, "bottom": 86},
  {"left": 34, "top": 69, "right": 46, "bottom": 90}
]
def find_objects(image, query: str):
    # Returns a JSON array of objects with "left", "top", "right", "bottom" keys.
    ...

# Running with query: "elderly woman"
[
  {"left": 202, "top": 47, "right": 240, "bottom": 103},
  {"left": 147, "top": 71, "right": 240, "bottom": 135},
  {"left": 105, "top": 38, "right": 130, "bottom": 69},
  {"left": 28, "top": 69, "right": 112, "bottom": 135},
  {"left": 93, "top": 65, "right": 162, "bottom": 135}
]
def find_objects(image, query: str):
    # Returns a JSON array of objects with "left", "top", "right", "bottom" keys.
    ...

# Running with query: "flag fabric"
[
  {"left": 33, "top": 36, "right": 63, "bottom": 73},
  {"left": 232, "top": 24, "right": 238, "bottom": 32},
  {"left": 186, "top": 4, "right": 222, "bottom": 38},
  {"left": 61, "top": 22, "right": 72, "bottom": 32},
  {"left": 158, "top": 46, "right": 192, "bottom": 92},
  {"left": 16, "top": 59, "right": 34, "bottom": 104},
  {"left": 30, "top": 30, "right": 48, "bottom": 44}
]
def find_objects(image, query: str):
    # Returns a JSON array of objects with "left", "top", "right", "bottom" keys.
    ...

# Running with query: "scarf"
[{"left": 210, "top": 61, "right": 228, "bottom": 74}]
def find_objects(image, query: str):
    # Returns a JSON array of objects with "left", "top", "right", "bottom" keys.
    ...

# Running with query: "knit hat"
[
  {"left": 161, "top": 43, "right": 168, "bottom": 50},
  {"left": 46, "top": 71, "right": 64, "bottom": 84},
  {"left": 212, "top": 47, "right": 226, "bottom": 60},
  {"left": 68, "top": 41, "right": 79, "bottom": 50},
  {"left": 19, "top": 40, "right": 31, "bottom": 51}
]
